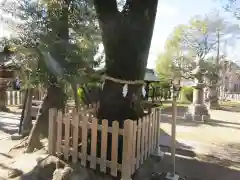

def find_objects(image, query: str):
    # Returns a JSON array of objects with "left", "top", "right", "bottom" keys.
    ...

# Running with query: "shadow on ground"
[
  {"left": 162, "top": 106, "right": 188, "bottom": 117},
  {"left": 151, "top": 153, "right": 240, "bottom": 180},
  {"left": 197, "top": 143, "right": 240, "bottom": 169},
  {"left": 0, "top": 113, "right": 20, "bottom": 136},
  {"left": 220, "top": 104, "right": 240, "bottom": 113},
  {"left": 0, "top": 121, "right": 19, "bottom": 135},
  {"left": 0, "top": 153, "right": 13, "bottom": 159},
  {"left": 159, "top": 129, "right": 194, "bottom": 153},
  {"left": 204, "top": 119, "right": 240, "bottom": 130},
  {"left": 133, "top": 140, "right": 240, "bottom": 180},
  {"left": 162, "top": 117, "right": 240, "bottom": 130},
  {"left": 8, "top": 140, "right": 240, "bottom": 180}
]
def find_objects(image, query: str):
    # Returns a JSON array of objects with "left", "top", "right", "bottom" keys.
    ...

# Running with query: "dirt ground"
[
  {"left": 158, "top": 107, "right": 240, "bottom": 180},
  {"left": 0, "top": 106, "right": 240, "bottom": 180}
]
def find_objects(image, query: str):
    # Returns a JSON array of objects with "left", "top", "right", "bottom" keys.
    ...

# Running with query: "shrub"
[{"left": 181, "top": 86, "right": 193, "bottom": 102}]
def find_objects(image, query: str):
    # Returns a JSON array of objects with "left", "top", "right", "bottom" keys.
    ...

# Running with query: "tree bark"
[
  {"left": 94, "top": 0, "right": 158, "bottom": 123},
  {"left": 25, "top": 0, "right": 70, "bottom": 153},
  {"left": 208, "top": 85, "right": 220, "bottom": 109},
  {"left": 26, "top": 85, "right": 65, "bottom": 153},
  {"left": 21, "top": 88, "right": 34, "bottom": 136},
  {"left": 19, "top": 89, "right": 28, "bottom": 134},
  {"left": 71, "top": 82, "right": 80, "bottom": 111}
]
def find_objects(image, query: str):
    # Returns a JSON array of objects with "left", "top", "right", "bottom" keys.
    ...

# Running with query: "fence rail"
[
  {"left": 48, "top": 107, "right": 162, "bottom": 179},
  {"left": 220, "top": 92, "right": 240, "bottom": 101}
]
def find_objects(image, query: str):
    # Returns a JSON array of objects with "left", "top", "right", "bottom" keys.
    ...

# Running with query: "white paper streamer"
[
  {"left": 122, "top": 84, "right": 128, "bottom": 97},
  {"left": 101, "top": 81, "right": 105, "bottom": 90},
  {"left": 142, "top": 85, "right": 146, "bottom": 97}
]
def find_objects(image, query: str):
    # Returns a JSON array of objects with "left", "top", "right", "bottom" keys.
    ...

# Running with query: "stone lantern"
[{"left": 185, "top": 56, "right": 210, "bottom": 121}]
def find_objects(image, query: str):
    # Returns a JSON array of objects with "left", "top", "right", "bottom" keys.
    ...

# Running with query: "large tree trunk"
[
  {"left": 26, "top": 85, "right": 65, "bottom": 153},
  {"left": 94, "top": 0, "right": 158, "bottom": 163},
  {"left": 94, "top": 0, "right": 158, "bottom": 123}
]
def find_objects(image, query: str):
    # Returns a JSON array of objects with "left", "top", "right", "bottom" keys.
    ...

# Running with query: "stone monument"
[{"left": 185, "top": 56, "right": 210, "bottom": 121}]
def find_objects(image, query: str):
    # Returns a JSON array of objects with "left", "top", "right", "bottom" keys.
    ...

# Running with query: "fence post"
[
  {"left": 121, "top": 120, "right": 133, "bottom": 180},
  {"left": 153, "top": 108, "right": 164, "bottom": 159},
  {"left": 48, "top": 108, "right": 57, "bottom": 155}
]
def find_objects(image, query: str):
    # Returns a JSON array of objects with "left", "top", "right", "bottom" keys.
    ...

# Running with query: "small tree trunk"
[
  {"left": 19, "top": 89, "right": 28, "bottom": 134},
  {"left": 71, "top": 83, "right": 80, "bottom": 111},
  {"left": 26, "top": 85, "right": 65, "bottom": 153},
  {"left": 208, "top": 85, "right": 220, "bottom": 109},
  {"left": 21, "top": 88, "right": 34, "bottom": 136}
]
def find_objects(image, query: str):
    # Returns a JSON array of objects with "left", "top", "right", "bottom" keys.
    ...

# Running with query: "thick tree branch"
[
  {"left": 93, "top": 0, "right": 118, "bottom": 22},
  {"left": 123, "top": 0, "right": 158, "bottom": 13}
]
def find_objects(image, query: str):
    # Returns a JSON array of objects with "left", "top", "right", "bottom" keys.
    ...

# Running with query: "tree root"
[
  {"left": 35, "top": 155, "right": 73, "bottom": 180},
  {"left": 25, "top": 137, "right": 43, "bottom": 153},
  {"left": 8, "top": 136, "right": 29, "bottom": 153}
]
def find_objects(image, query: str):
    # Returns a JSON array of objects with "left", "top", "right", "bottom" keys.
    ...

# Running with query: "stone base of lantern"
[
  {"left": 165, "top": 172, "right": 180, "bottom": 180},
  {"left": 150, "top": 146, "right": 165, "bottom": 162},
  {"left": 185, "top": 103, "right": 210, "bottom": 122},
  {"left": 184, "top": 82, "right": 210, "bottom": 122}
]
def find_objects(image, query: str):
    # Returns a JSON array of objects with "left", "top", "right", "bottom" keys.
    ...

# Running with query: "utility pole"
[{"left": 210, "top": 28, "right": 220, "bottom": 108}]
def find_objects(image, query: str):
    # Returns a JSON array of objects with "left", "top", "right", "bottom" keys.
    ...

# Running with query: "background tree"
[
  {"left": 156, "top": 48, "right": 194, "bottom": 81},
  {"left": 1, "top": 0, "right": 102, "bottom": 151},
  {"left": 159, "top": 12, "right": 239, "bottom": 108}
]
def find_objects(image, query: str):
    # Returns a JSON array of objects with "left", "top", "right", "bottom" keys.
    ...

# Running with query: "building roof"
[{"left": 144, "top": 68, "right": 160, "bottom": 82}]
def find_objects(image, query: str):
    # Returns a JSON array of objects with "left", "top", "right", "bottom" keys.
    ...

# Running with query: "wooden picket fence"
[
  {"left": 6, "top": 89, "right": 45, "bottom": 106},
  {"left": 221, "top": 92, "right": 240, "bottom": 101},
  {"left": 6, "top": 90, "right": 24, "bottom": 106},
  {"left": 48, "top": 107, "right": 162, "bottom": 179}
]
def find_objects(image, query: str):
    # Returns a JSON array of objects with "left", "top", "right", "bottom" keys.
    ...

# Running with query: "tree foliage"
[
  {"left": 156, "top": 12, "right": 240, "bottom": 81},
  {"left": 0, "top": 0, "right": 103, "bottom": 89},
  {"left": 222, "top": 0, "right": 240, "bottom": 19}
]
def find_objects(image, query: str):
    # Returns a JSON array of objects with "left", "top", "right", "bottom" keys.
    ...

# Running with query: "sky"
[
  {"left": 0, "top": 0, "right": 238, "bottom": 68},
  {"left": 147, "top": 0, "right": 238, "bottom": 69}
]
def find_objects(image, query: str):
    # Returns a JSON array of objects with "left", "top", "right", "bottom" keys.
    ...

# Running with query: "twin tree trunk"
[
  {"left": 95, "top": 0, "right": 158, "bottom": 126},
  {"left": 94, "top": 0, "right": 158, "bottom": 163}
]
